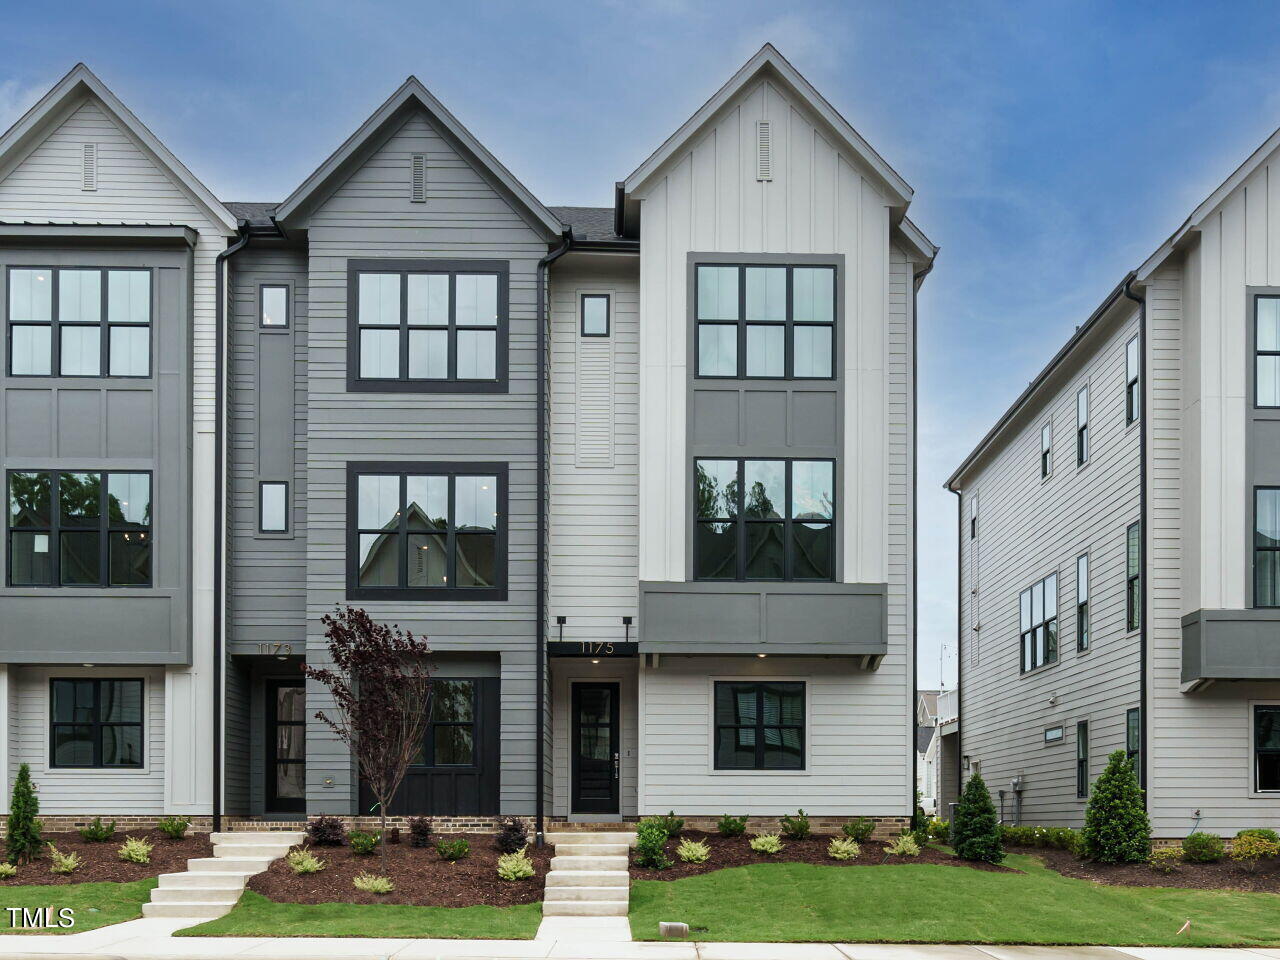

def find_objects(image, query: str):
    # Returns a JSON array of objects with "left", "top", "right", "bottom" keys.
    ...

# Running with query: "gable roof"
[
  {"left": 0, "top": 63, "right": 237, "bottom": 234},
  {"left": 273, "top": 77, "right": 565, "bottom": 239},
  {"left": 622, "top": 44, "right": 913, "bottom": 208}
]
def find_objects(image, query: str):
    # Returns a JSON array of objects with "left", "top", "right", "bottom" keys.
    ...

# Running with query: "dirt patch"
[
  {"left": 630, "top": 830, "right": 1016, "bottom": 880},
  {"left": 1017, "top": 844, "right": 1280, "bottom": 894},
  {"left": 0, "top": 830, "right": 212, "bottom": 885},
  {"left": 247, "top": 833, "right": 549, "bottom": 907}
]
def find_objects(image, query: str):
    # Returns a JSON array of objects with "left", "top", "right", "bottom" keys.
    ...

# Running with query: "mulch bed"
[
  {"left": 1013, "top": 844, "right": 1280, "bottom": 894},
  {"left": 0, "top": 830, "right": 212, "bottom": 885},
  {"left": 631, "top": 830, "right": 1016, "bottom": 880},
  {"left": 247, "top": 833, "right": 550, "bottom": 907}
]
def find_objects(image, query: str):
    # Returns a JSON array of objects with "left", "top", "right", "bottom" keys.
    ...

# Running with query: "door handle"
[{"left": 613, "top": 752, "right": 620, "bottom": 780}]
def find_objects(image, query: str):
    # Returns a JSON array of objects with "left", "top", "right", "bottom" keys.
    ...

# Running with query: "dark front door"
[
  {"left": 266, "top": 680, "right": 305, "bottom": 814},
  {"left": 572, "top": 682, "right": 620, "bottom": 814}
]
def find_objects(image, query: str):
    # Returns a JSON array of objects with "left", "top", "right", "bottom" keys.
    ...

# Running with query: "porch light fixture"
[{"left": 756, "top": 653, "right": 767, "bottom": 658}]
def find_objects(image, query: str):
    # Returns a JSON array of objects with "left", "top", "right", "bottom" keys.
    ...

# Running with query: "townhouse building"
[
  {"left": 947, "top": 130, "right": 1280, "bottom": 837},
  {"left": 0, "top": 47, "right": 934, "bottom": 834}
]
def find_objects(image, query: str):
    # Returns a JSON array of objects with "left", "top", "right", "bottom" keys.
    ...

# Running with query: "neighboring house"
[
  {"left": 947, "top": 129, "right": 1280, "bottom": 837},
  {"left": 0, "top": 47, "right": 935, "bottom": 831},
  {"left": 916, "top": 689, "right": 939, "bottom": 813}
]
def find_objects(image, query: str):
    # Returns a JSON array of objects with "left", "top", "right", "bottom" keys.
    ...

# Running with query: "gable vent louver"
[
  {"left": 410, "top": 153, "right": 427, "bottom": 203},
  {"left": 81, "top": 143, "right": 98, "bottom": 192},
  {"left": 755, "top": 121, "right": 772, "bottom": 181}
]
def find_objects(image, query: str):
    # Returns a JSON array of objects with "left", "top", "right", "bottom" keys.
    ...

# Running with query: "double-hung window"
[
  {"left": 695, "top": 263, "right": 836, "bottom": 378},
  {"left": 1076, "top": 384, "right": 1089, "bottom": 465},
  {"left": 1125, "top": 335, "right": 1140, "bottom": 424},
  {"left": 694, "top": 458, "right": 835, "bottom": 581},
  {"left": 1076, "top": 553, "right": 1089, "bottom": 650},
  {"left": 713, "top": 681, "right": 805, "bottom": 770},
  {"left": 1255, "top": 295, "right": 1280, "bottom": 407},
  {"left": 348, "top": 261, "right": 507, "bottom": 391},
  {"left": 1076, "top": 720, "right": 1089, "bottom": 798},
  {"left": 1254, "top": 488, "right": 1280, "bottom": 607},
  {"left": 1040, "top": 422, "right": 1052, "bottom": 479},
  {"left": 1019, "top": 572, "right": 1058, "bottom": 673},
  {"left": 8, "top": 267, "right": 150, "bottom": 377},
  {"left": 414, "top": 679, "right": 477, "bottom": 766},
  {"left": 7, "top": 470, "right": 152, "bottom": 587},
  {"left": 50, "top": 678, "right": 143, "bottom": 768},
  {"left": 1126, "top": 521, "right": 1141, "bottom": 631},
  {"left": 1254, "top": 704, "right": 1280, "bottom": 792},
  {"left": 348, "top": 462, "right": 506, "bottom": 600}
]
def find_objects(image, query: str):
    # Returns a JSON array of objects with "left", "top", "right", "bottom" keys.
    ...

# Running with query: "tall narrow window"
[
  {"left": 1040, "top": 422, "right": 1052, "bottom": 479},
  {"left": 259, "top": 482, "right": 288, "bottom": 533},
  {"left": 260, "top": 285, "right": 289, "bottom": 328},
  {"left": 1076, "top": 720, "right": 1089, "bottom": 798},
  {"left": 1125, "top": 335, "right": 1141, "bottom": 424},
  {"left": 415, "top": 679, "right": 476, "bottom": 766},
  {"left": 1126, "top": 521, "right": 1141, "bottom": 632},
  {"left": 1255, "top": 488, "right": 1280, "bottom": 607},
  {"left": 1126, "top": 707, "right": 1141, "bottom": 785},
  {"left": 1255, "top": 704, "right": 1280, "bottom": 792},
  {"left": 1255, "top": 295, "right": 1280, "bottom": 407},
  {"left": 1076, "top": 384, "right": 1089, "bottom": 465},
  {"left": 1019, "top": 572, "right": 1058, "bottom": 673},
  {"left": 1076, "top": 553, "right": 1090, "bottom": 650},
  {"left": 580, "top": 294, "right": 610, "bottom": 337}
]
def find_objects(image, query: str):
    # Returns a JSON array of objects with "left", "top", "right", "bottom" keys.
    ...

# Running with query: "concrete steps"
[
  {"left": 141, "top": 830, "right": 301, "bottom": 920},
  {"left": 540, "top": 829, "right": 635, "bottom": 922}
]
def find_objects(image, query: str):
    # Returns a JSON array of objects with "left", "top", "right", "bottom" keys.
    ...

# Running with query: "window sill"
[
  {"left": 346, "top": 378, "right": 508, "bottom": 395},
  {"left": 1020, "top": 660, "right": 1061, "bottom": 677},
  {"left": 709, "top": 768, "right": 810, "bottom": 776},
  {"left": 347, "top": 586, "right": 508, "bottom": 603}
]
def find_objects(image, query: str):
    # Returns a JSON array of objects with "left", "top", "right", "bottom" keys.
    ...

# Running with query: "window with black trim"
[
  {"left": 348, "top": 261, "right": 507, "bottom": 391},
  {"left": 581, "top": 294, "right": 609, "bottom": 337},
  {"left": 1125, "top": 335, "right": 1140, "bottom": 424},
  {"left": 1255, "top": 295, "right": 1280, "bottom": 407},
  {"left": 1076, "top": 553, "right": 1089, "bottom": 651},
  {"left": 347, "top": 463, "right": 506, "bottom": 600},
  {"left": 1255, "top": 704, "right": 1280, "bottom": 792},
  {"left": 1019, "top": 572, "right": 1058, "bottom": 673},
  {"left": 50, "top": 678, "right": 143, "bottom": 768},
  {"left": 1076, "top": 720, "right": 1089, "bottom": 798},
  {"left": 1040, "top": 421, "right": 1052, "bottom": 479},
  {"left": 413, "top": 678, "right": 477, "bottom": 766},
  {"left": 1076, "top": 384, "right": 1089, "bottom": 465},
  {"left": 8, "top": 470, "right": 151, "bottom": 587},
  {"left": 1044, "top": 725, "right": 1063, "bottom": 743},
  {"left": 260, "top": 285, "right": 289, "bottom": 328},
  {"left": 259, "top": 482, "right": 288, "bottom": 533},
  {"left": 1255, "top": 488, "right": 1280, "bottom": 607},
  {"left": 7, "top": 266, "right": 151, "bottom": 377},
  {"left": 1126, "top": 706, "right": 1141, "bottom": 785},
  {"left": 694, "top": 458, "right": 834, "bottom": 581},
  {"left": 714, "top": 681, "right": 804, "bottom": 770},
  {"left": 1126, "top": 521, "right": 1141, "bottom": 632},
  {"left": 695, "top": 263, "right": 835, "bottom": 379}
]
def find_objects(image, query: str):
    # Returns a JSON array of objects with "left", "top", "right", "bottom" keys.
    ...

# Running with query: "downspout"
[
  {"left": 1122, "top": 275, "right": 1148, "bottom": 801},
  {"left": 535, "top": 232, "right": 572, "bottom": 846},
  {"left": 213, "top": 225, "right": 252, "bottom": 833}
]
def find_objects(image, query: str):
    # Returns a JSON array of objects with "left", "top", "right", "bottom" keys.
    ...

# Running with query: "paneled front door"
[
  {"left": 265, "top": 680, "right": 306, "bottom": 814},
  {"left": 571, "top": 682, "right": 620, "bottom": 814}
]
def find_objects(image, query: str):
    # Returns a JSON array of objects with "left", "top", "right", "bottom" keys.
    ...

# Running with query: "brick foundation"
[
  {"left": 222, "top": 815, "right": 531, "bottom": 836},
  {"left": 0, "top": 815, "right": 215, "bottom": 837},
  {"left": 548, "top": 814, "right": 910, "bottom": 839}
]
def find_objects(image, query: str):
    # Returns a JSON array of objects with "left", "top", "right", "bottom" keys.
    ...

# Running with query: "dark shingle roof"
[
  {"left": 223, "top": 202, "right": 278, "bottom": 227},
  {"left": 915, "top": 725, "right": 936, "bottom": 754},
  {"left": 548, "top": 206, "right": 621, "bottom": 242}
]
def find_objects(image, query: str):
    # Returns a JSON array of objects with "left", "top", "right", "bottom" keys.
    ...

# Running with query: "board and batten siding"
[
  {"left": 298, "top": 108, "right": 547, "bottom": 814},
  {"left": 958, "top": 307, "right": 1142, "bottom": 827},
  {"left": 0, "top": 92, "right": 232, "bottom": 815}
]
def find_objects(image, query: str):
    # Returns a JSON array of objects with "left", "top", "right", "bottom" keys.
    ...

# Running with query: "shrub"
[
  {"left": 676, "top": 838, "right": 710, "bottom": 863},
  {"left": 352, "top": 872, "right": 393, "bottom": 894},
  {"left": 1148, "top": 847, "right": 1182, "bottom": 873},
  {"left": 779, "top": 809, "right": 811, "bottom": 840},
  {"left": 117, "top": 836, "right": 153, "bottom": 864},
  {"left": 927, "top": 817, "right": 950, "bottom": 843},
  {"left": 717, "top": 814, "right": 748, "bottom": 837},
  {"left": 1229, "top": 833, "right": 1279, "bottom": 872},
  {"left": 348, "top": 830, "right": 380, "bottom": 856},
  {"left": 307, "top": 816, "right": 346, "bottom": 847},
  {"left": 79, "top": 816, "right": 116, "bottom": 843},
  {"left": 887, "top": 833, "right": 921, "bottom": 857},
  {"left": 46, "top": 843, "right": 83, "bottom": 875},
  {"left": 495, "top": 817, "right": 528, "bottom": 855},
  {"left": 654, "top": 811, "right": 684, "bottom": 838},
  {"left": 749, "top": 832, "right": 784, "bottom": 855},
  {"left": 497, "top": 845, "right": 534, "bottom": 880},
  {"left": 952, "top": 772, "right": 1004, "bottom": 864},
  {"left": 0, "top": 863, "right": 16, "bottom": 879},
  {"left": 1002, "top": 824, "right": 1080, "bottom": 853},
  {"left": 828, "top": 837, "right": 861, "bottom": 861},
  {"left": 1082, "top": 750, "right": 1150, "bottom": 863},
  {"left": 1182, "top": 832, "right": 1224, "bottom": 864},
  {"left": 436, "top": 838, "right": 470, "bottom": 862},
  {"left": 407, "top": 817, "right": 433, "bottom": 848},
  {"left": 842, "top": 817, "right": 875, "bottom": 842},
  {"left": 633, "top": 818, "right": 672, "bottom": 870},
  {"left": 1236, "top": 828, "right": 1280, "bottom": 845},
  {"left": 157, "top": 817, "right": 189, "bottom": 840},
  {"left": 286, "top": 848, "right": 326, "bottom": 874},
  {"left": 6, "top": 764, "right": 41, "bottom": 865}
]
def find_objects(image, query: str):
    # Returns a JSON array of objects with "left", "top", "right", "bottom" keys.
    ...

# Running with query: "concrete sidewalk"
[{"left": 0, "top": 920, "right": 1276, "bottom": 960}]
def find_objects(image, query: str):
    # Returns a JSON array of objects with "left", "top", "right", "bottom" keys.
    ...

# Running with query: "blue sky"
[{"left": 3, "top": 0, "right": 1279, "bottom": 688}]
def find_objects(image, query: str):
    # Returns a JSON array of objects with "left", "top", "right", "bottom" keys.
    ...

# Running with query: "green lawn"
[
  {"left": 0, "top": 879, "right": 157, "bottom": 934},
  {"left": 175, "top": 890, "right": 543, "bottom": 939},
  {"left": 629, "top": 852, "right": 1280, "bottom": 946}
]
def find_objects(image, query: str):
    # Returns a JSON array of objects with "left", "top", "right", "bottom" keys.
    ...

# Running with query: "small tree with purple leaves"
[{"left": 303, "top": 606, "right": 433, "bottom": 872}]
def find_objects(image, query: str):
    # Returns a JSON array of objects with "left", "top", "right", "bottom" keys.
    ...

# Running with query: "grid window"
[
  {"left": 1076, "top": 553, "right": 1090, "bottom": 651},
  {"left": 1126, "top": 522, "right": 1141, "bottom": 632},
  {"left": 349, "top": 464, "right": 505, "bottom": 599},
  {"left": 7, "top": 267, "right": 151, "bottom": 377},
  {"left": 581, "top": 294, "right": 610, "bottom": 337},
  {"left": 1255, "top": 488, "right": 1280, "bottom": 607},
  {"left": 1076, "top": 384, "right": 1089, "bottom": 465},
  {"left": 695, "top": 264, "right": 836, "bottom": 379},
  {"left": 1040, "top": 422, "right": 1052, "bottom": 479},
  {"left": 259, "top": 482, "right": 288, "bottom": 533},
  {"left": 1076, "top": 720, "right": 1089, "bottom": 798},
  {"left": 714, "top": 681, "right": 805, "bottom": 770},
  {"left": 260, "top": 285, "right": 289, "bottom": 328},
  {"left": 1019, "top": 572, "right": 1058, "bottom": 673},
  {"left": 694, "top": 458, "right": 835, "bottom": 582},
  {"left": 1126, "top": 707, "right": 1142, "bottom": 785},
  {"left": 1256, "top": 296, "right": 1280, "bottom": 407},
  {"left": 412, "top": 679, "right": 477, "bottom": 766},
  {"left": 1255, "top": 705, "right": 1280, "bottom": 792},
  {"left": 1125, "top": 335, "right": 1140, "bottom": 424},
  {"left": 8, "top": 470, "right": 152, "bottom": 587},
  {"left": 50, "top": 678, "right": 143, "bottom": 768}
]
